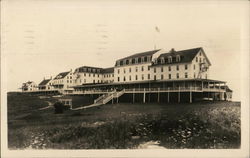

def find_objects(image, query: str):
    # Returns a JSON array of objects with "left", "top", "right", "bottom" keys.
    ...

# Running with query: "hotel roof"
[
  {"left": 152, "top": 47, "right": 211, "bottom": 66},
  {"left": 116, "top": 49, "right": 160, "bottom": 61},
  {"left": 54, "top": 71, "right": 70, "bottom": 79},
  {"left": 38, "top": 79, "right": 51, "bottom": 86}
]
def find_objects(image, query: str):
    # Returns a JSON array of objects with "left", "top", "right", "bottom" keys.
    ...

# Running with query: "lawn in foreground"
[{"left": 7, "top": 93, "right": 240, "bottom": 149}]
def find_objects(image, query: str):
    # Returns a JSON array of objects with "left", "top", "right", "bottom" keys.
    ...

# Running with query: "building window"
[
  {"left": 129, "top": 76, "right": 131, "bottom": 81},
  {"left": 168, "top": 56, "right": 172, "bottom": 63},
  {"left": 141, "top": 57, "right": 144, "bottom": 63},
  {"left": 89, "top": 73, "right": 91, "bottom": 77},
  {"left": 118, "top": 69, "right": 120, "bottom": 74},
  {"left": 196, "top": 57, "right": 198, "bottom": 62},
  {"left": 93, "top": 74, "right": 95, "bottom": 77},
  {"left": 135, "top": 67, "right": 138, "bottom": 72},
  {"left": 135, "top": 58, "right": 138, "bottom": 64},
  {"left": 138, "top": 57, "right": 141, "bottom": 63},
  {"left": 154, "top": 75, "right": 157, "bottom": 80},
  {"left": 124, "top": 68, "right": 126, "bottom": 73},
  {"left": 176, "top": 65, "right": 179, "bottom": 71},
  {"left": 148, "top": 74, "right": 150, "bottom": 79},
  {"left": 169, "top": 66, "right": 171, "bottom": 71},
  {"left": 185, "top": 72, "right": 188, "bottom": 78},
  {"left": 193, "top": 65, "right": 195, "bottom": 70},
  {"left": 147, "top": 56, "right": 151, "bottom": 62},
  {"left": 141, "top": 66, "right": 144, "bottom": 71},
  {"left": 129, "top": 68, "right": 131, "bottom": 72},
  {"left": 144, "top": 56, "right": 147, "bottom": 62},
  {"left": 161, "top": 67, "right": 164, "bottom": 72},
  {"left": 161, "top": 57, "right": 165, "bottom": 64},
  {"left": 118, "top": 77, "right": 120, "bottom": 82},
  {"left": 142, "top": 74, "right": 144, "bottom": 80},
  {"left": 135, "top": 75, "right": 138, "bottom": 80},
  {"left": 161, "top": 74, "right": 164, "bottom": 80},
  {"left": 176, "top": 55, "right": 180, "bottom": 62},
  {"left": 123, "top": 76, "right": 126, "bottom": 81},
  {"left": 176, "top": 73, "right": 179, "bottom": 79},
  {"left": 126, "top": 60, "right": 129, "bottom": 65},
  {"left": 93, "top": 80, "right": 95, "bottom": 83},
  {"left": 98, "top": 74, "right": 99, "bottom": 77},
  {"left": 194, "top": 73, "right": 196, "bottom": 78},
  {"left": 185, "top": 64, "right": 188, "bottom": 70},
  {"left": 154, "top": 67, "right": 156, "bottom": 73},
  {"left": 132, "top": 58, "right": 135, "bottom": 64}
]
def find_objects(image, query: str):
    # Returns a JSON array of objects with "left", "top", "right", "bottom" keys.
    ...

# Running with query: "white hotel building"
[{"left": 21, "top": 47, "right": 232, "bottom": 102}]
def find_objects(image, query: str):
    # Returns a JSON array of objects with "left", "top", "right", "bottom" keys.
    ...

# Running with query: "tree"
[{"left": 53, "top": 101, "right": 64, "bottom": 114}]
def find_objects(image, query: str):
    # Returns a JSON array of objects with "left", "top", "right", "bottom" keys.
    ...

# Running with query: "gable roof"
[
  {"left": 54, "top": 71, "right": 70, "bottom": 79},
  {"left": 39, "top": 79, "right": 51, "bottom": 86},
  {"left": 152, "top": 47, "right": 211, "bottom": 66},
  {"left": 116, "top": 49, "right": 160, "bottom": 62}
]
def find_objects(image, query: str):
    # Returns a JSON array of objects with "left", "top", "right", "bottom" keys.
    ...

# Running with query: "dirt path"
[{"left": 38, "top": 101, "right": 53, "bottom": 110}]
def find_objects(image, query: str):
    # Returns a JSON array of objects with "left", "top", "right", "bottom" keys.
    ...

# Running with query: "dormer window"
[
  {"left": 123, "top": 60, "right": 126, "bottom": 65},
  {"left": 138, "top": 57, "right": 141, "bottom": 63},
  {"left": 132, "top": 58, "right": 135, "bottom": 64},
  {"left": 135, "top": 58, "right": 138, "bottom": 64},
  {"left": 147, "top": 56, "right": 151, "bottom": 62},
  {"left": 129, "top": 59, "right": 132, "bottom": 64},
  {"left": 168, "top": 56, "right": 172, "bottom": 63},
  {"left": 161, "top": 57, "right": 165, "bottom": 64},
  {"left": 144, "top": 56, "right": 147, "bottom": 62},
  {"left": 176, "top": 55, "right": 180, "bottom": 62},
  {"left": 141, "top": 57, "right": 144, "bottom": 63},
  {"left": 117, "top": 61, "right": 120, "bottom": 66},
  {"left": 126, "top": 59, "right": 129, "bottom": 65},
  {"left": 154, "top": 58, "right": 158, "bottom": 64}
]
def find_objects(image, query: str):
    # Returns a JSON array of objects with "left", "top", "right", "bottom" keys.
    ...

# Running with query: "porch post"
[
  {"left": 133, "top": 88, "right": 135, "bottom": 103},
  {"left": 157, "top": 88, "right": 160, "bottom": 103},
  {"left": 112, "top": 93, "right": 114, "bottom": 104},
  {"left": 189, "top": 87, "right": 192, "bottom": 103},
  {"left": 143, "top": 88, "right": 146, "bottom": 103},
  {"left": 178, "top": 86, "right": 180, "bottom": 103},
  {"left": 167, "top": 87, "right": 170, "bottom": 103}
]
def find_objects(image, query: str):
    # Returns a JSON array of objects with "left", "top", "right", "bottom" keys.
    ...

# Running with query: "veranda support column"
[
  {"left": 167, "top": 87, "right": 170, "bottom": 103},
  {"left": 132, "top": 88, "right": 135, "bottom": 103},
  {"left": 143, "top": 88, "right": 146, "bottom": 103},
  {"left": 189, "top": 89, "right": 192, "bottom": 103},
  {"left": 112, "top": 93, "right": 114, "bottom": 104},
  {"left": 178, "top": 86, "right": 180, "bottom": 103},
  {"left": 157, "top": 88, "right": 160, "bottom": 103}
]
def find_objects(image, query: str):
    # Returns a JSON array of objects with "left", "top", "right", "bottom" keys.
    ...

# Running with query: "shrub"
[{"left": 53, "top": 102, "right": 64, "bottom": 114}]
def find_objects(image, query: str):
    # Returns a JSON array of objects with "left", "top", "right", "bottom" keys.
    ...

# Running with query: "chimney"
[{"left": 170, "top": 48, "right": 175, "bottom": 53}]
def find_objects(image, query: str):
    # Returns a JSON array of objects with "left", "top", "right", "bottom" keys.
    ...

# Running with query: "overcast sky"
[{"left": 1, "top": 0, "right": 249, "bottom": 101}]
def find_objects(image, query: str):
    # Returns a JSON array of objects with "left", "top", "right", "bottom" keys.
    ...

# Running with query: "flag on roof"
[{"left": 155, "top": 26, "right": 160, "bottom": 33}]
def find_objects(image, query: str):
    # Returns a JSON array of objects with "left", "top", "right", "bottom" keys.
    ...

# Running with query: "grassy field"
[{"left": 7, "top": 92, "right": 241, "bottom": 149}]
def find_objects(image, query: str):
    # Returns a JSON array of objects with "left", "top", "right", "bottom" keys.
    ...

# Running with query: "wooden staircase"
[{"left": 73, "top": 89, "right": 125, "bottom": 110}]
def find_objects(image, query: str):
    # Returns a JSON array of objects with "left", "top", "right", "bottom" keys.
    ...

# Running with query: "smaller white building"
[
  {"left": 38, "top": 78, "right": 53, "bottom": 90},
  {"left": 21, "top": 81, "right": 37, "bottom": 91},
  {"left": 52, "top": 70, "right": 74, "bottom": 94}
]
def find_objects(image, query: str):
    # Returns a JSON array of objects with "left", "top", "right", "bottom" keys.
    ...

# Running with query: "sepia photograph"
[{"left": 1, "top": 0, "right": 249, "bottom": 157}]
